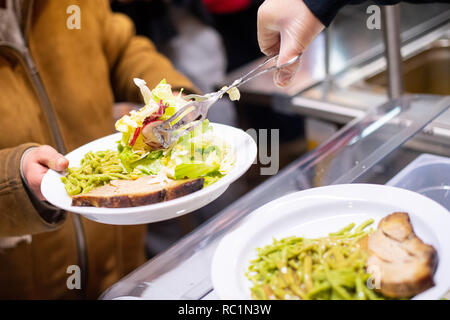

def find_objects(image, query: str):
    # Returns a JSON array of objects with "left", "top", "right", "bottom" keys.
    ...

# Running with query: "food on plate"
[
  {"left": 360, "top": 212, "right": 438, "bottom": 298},
  {"left": 246, "top": 219, "right": 383, "bottom": 300},
  {"left": 61, "top": 150, "right": 140, "bottom": 196},
  {"left": 72, "top": 176, "right": 204, "bottom": 208},
  {"left": 62, "top": 79, "right": 235, "bottom": 207},
  {"left": 224, "top": 86, "right": 240, "bottom": 101},
  {"left": 246, "top": 212, "right": 438, "bottom": 300}
]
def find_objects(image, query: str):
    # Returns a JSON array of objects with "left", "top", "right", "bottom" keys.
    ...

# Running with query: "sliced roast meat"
[
  {"left": 72, "top": 175, "right": 204, "bottom": 208},
  {"left": 363, "top": 212, "right": 437, "bottom": 298}
]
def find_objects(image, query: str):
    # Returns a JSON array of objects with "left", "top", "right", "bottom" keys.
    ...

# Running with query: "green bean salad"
[{"left": 246, "top": 220, "right": 387, "bottom": 300}]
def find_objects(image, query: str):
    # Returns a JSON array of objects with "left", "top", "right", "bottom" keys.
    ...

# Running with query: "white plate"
[
  {"left": 211, "top": 184, "right": 450, "bottom": 300},
  {"left": 41, "top": 123, "right": 257, "bottom": 225}
]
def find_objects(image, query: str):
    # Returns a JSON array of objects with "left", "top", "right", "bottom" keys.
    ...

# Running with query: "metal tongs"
[{"left": 152, "top": 54, "right": 302, "bottom": 148}]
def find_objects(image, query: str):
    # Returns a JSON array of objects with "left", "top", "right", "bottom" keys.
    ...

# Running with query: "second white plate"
[
  {"left": 211, "top": 184, "right": 450, "bottom": 300},
  {"left": 41, "top": 123, "right": 257, "bottom": 225}
]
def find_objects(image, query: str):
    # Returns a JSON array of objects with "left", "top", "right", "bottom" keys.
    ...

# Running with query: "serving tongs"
[{"left": 152, "top": 54, "right": 302, "bottom": 149}]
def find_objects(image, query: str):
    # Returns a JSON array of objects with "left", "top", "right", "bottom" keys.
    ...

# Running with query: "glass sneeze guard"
[{"left": 100, "top": 95, "right": 450, "bottom": 300}]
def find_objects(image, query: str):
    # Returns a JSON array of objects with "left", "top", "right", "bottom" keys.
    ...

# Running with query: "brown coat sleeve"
[
  {"left": 0, "top": 144, "right": 66, "bottom": 237},
  {"left": 99, "top": 1, "right": 198, "bottom": 104}
]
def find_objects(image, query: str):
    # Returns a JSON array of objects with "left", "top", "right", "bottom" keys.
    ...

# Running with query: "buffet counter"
[
  {"left": 100, "top": 3, "right": 450, "bottom": 300},
  {"left": 101, "top": 95, "right": 450, "bottom": 300}
]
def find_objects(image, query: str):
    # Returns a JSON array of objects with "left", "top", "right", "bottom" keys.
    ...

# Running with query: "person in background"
[
  {"left": 0, "top": 0, "right": 194, "bottom": 299},
  {"left": 202, "top": 0, "right": 264, "bottom": 72},
  {"left": 257, "top": 0, "right": 447, "bottom": 87},
  {"left": 109, "top": 0, "right": 181, "bottom": 121},
  {"left": 110, "top": 0, "right": 177, "bottom": 50}
]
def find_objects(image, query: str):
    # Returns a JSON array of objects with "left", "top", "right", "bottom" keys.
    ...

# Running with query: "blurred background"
[{"left": 109, "top": 0, "right": 450, "bottom": 258}]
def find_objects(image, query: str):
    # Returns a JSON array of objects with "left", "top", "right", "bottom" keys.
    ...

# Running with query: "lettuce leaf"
[
  {"left": 203, "top": 173, "right": 224, "bottom": 187},
  {"left": 152, "top": 79, "right": 187, "bottom": 107},
  {"left": 134, "top": 78, "right": 152, "bottom": 105},
  {"left": 159, "top": 106, "right": 177, "bottom": 121},
  {"left": 119, "top": 146, "right": 163, "bottom": 173},
  {"left": 134, "top": 159, "right": 163, "bottom": 175},
  {"left": 174, "top": 163, "right": 220, "bottom": 180}
]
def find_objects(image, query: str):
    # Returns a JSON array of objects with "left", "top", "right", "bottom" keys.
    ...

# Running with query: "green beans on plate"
[
  {"left": 61, "top": 150, "right": 141, "bottom": 196},
  {"left": 246, "top": 219, "right": 387, "bottom": 300}
]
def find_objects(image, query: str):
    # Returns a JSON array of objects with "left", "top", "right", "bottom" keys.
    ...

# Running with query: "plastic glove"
[{"left": 257, "top": 0, "right": 324, "bottom": 87}]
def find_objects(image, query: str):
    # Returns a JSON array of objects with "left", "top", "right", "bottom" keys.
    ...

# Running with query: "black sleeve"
[{"left": 303, "top": 0, "right": 446, "bottom": 27}]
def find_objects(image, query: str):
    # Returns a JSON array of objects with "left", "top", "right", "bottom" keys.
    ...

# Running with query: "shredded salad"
[
  {"left": 246, "top": 219, "right": 388, "bottom": 300},
  {"left": 62, "top": 79, "right": 236, "bottom": 196}
]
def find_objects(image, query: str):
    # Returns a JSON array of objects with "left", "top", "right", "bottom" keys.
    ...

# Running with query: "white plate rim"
[{"left": 211, "top": 184, "right": 450, "bottom": 300}]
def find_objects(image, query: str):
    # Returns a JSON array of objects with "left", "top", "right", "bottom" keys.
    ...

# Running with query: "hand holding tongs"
[{"left": 152, "top": 54, "right": 302, "bottom": 149}]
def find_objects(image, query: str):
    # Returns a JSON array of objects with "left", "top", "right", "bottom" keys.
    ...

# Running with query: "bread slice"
[{"left": 71, "top": 176, "right": 204, "bottom": 208}]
